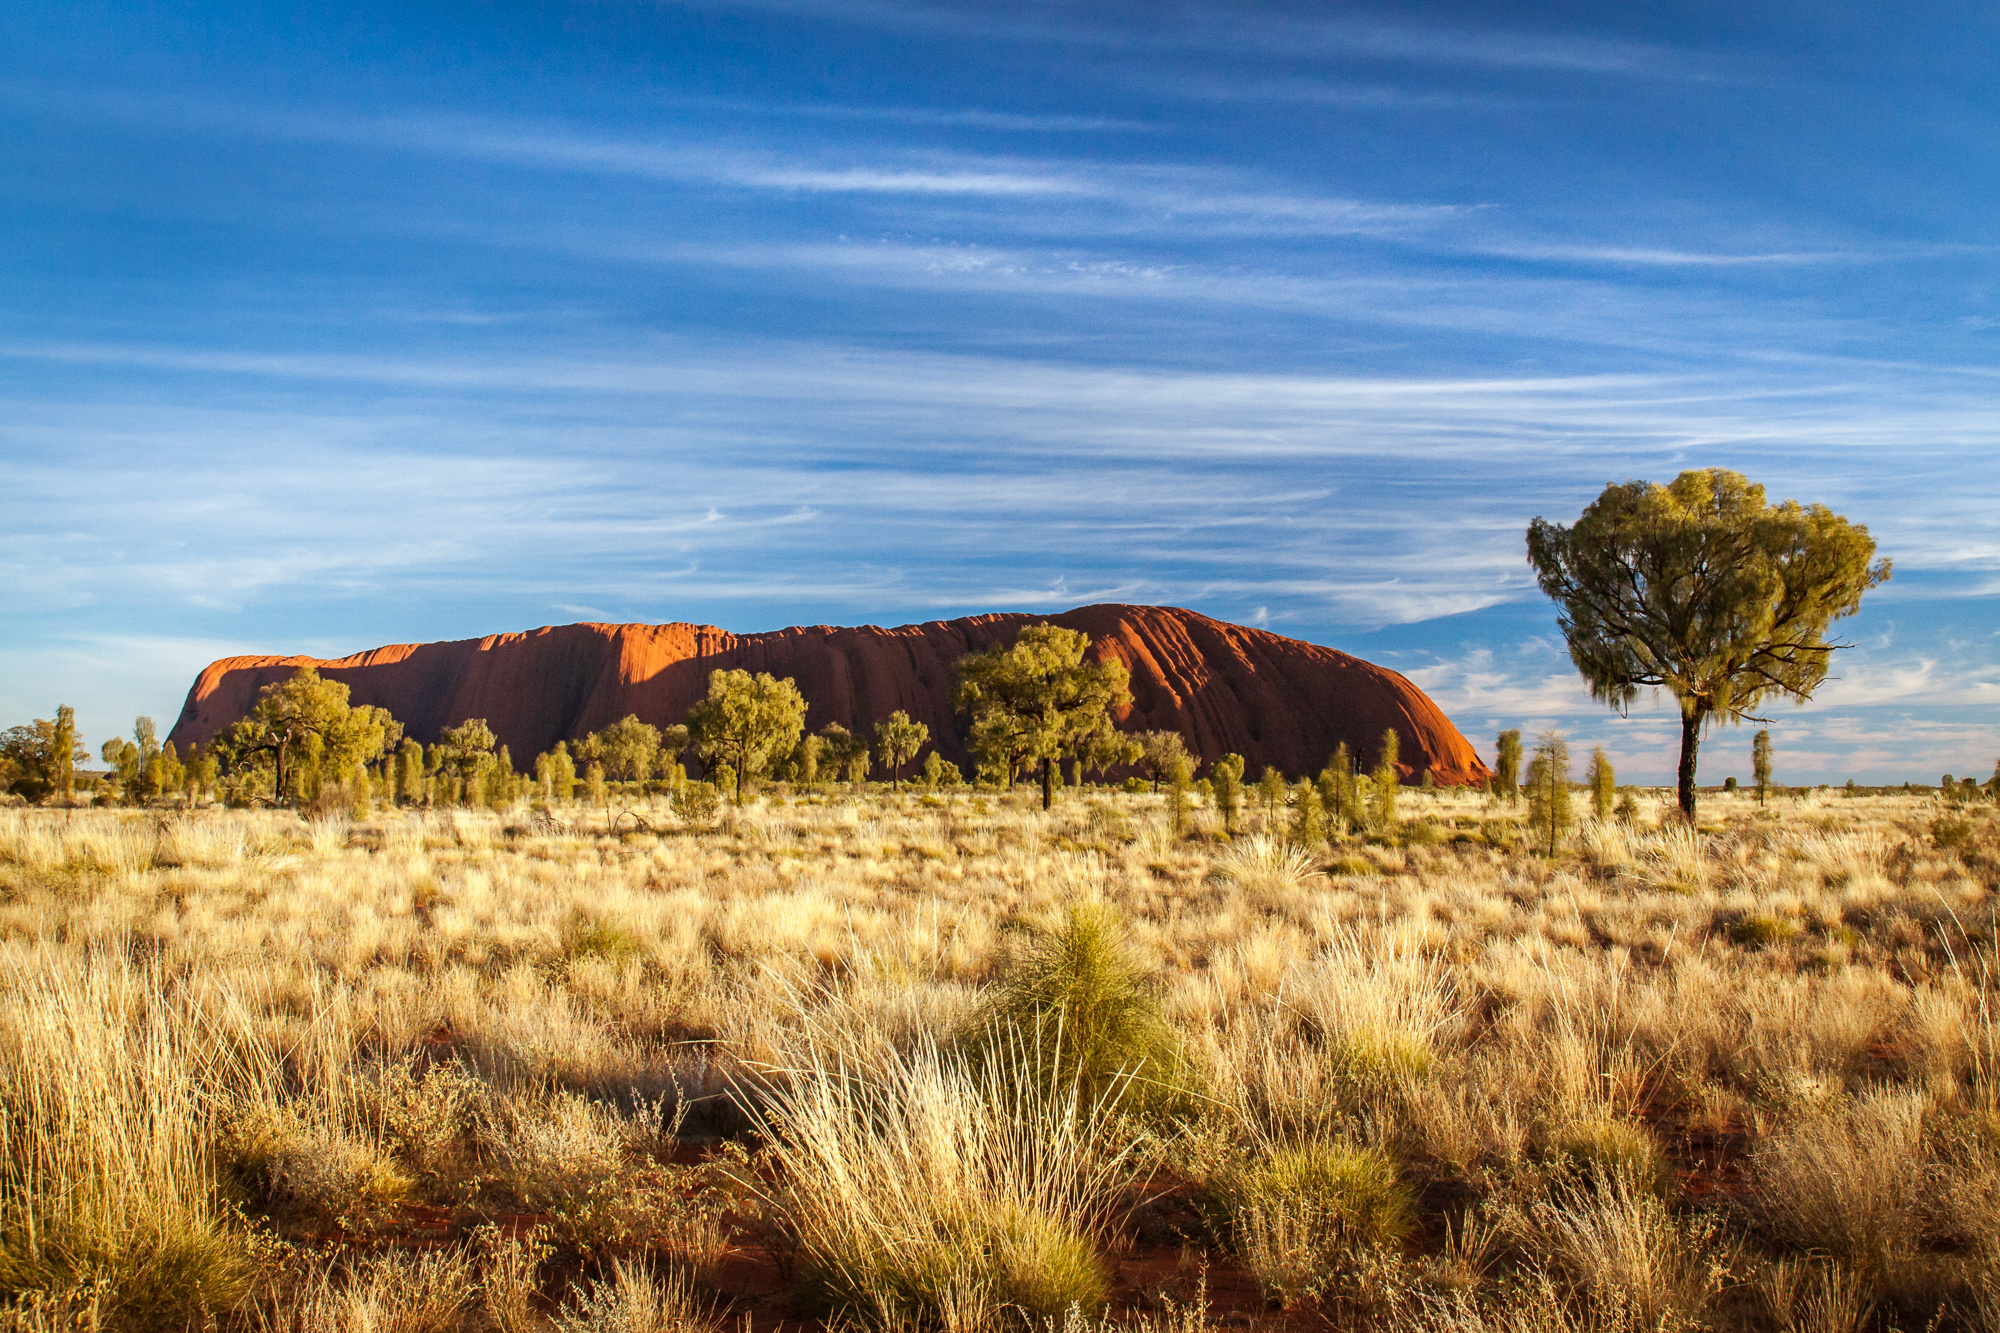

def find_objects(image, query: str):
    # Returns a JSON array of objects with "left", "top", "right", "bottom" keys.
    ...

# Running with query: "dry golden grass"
[{"left": 0, "top": 785, "right": 1994, "bottom": 1331}]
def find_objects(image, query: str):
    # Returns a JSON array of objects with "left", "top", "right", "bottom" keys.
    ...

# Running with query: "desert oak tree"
[
  {"left": 687, "top": 669, "right": 808, "bottom": 804},
  {"left": 953, "top": 623, "right": 1133, "bottom": 811},
  {"left": 873, "top": 711, "right": 929, "bottom": 790},
  {"left": 1527, "top": 468, "right": 1888, "bottom": 820},
  {"left": 217, "top": 668, "right": 401, "bottom": 806}
]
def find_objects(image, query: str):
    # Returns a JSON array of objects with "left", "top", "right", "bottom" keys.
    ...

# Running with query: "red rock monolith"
[{"left": 167, "top": 604, "right": 1490, "bottom": 785}]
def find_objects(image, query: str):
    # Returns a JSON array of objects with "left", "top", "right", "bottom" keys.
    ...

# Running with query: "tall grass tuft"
[
  {"left": 1753, "top": 1087, "right": 1926, "bottom": 1279},
  {"left": 983, "top": 900, "right": 1187, "bottom": 1109},
  {"left": 552, "top": 1257, "right": 715, "bottom": 1333},
  {"left": 1524, "top": 1174, "right": 1735, "bottom": 1331},
  {"left": 0, "top": 947, "right": 250, "bottom": 1328},
  {"left": 1206, "top": 835, "right": 1322, "bottom": 902},
  {"left": 1216, "top": 1141, "right": 1412, "bottom": 1307},
  {"left": 741, "top": 1029, "right": 1132, "bottom": 1329}
]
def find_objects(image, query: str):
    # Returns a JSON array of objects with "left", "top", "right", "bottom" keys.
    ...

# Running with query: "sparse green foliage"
[
  {"left": 1320, "top": 744, "right": 1361, "bottom": 834},
  {"left": 0, "top": 708, "right": 88, "bottom": 804},
  {"left": 1168, "top": 757, "right": 1195, "bottom": 838},
  {"left": 1496, "top": 729, "right": 1522, "bottom": 806},
  {"left": 1371, "top": 729, "right": 1399, "bottom": 830},
  {"left": 1136, "top": 731, "right": 1190, "bottom": 793},
  {"left": 1551, "top": 1117, "right": 1672, "bottom": 1198},
  {"left": 535, "top": 740, "right": 577, "bottom": 803},
  {"left": 814, "top": 724, "right": 864, "bottom": 789},
  {"left": 1528, "top": 468, "right": 1889, "bottom": 819},
  {"left": 795, "top": 732, "right": 823, "bottom": 790},
  {"left": 1219, "top": 1142, "right": 1412, "bottom": 1307},
  {"left": 1257, "top": 767, "right": 1286, "bottom": 824},
  {"left": 1587, "top": 746, "right": 1615, "bottom": 820},
  {"left": 1288, "top": 781, "right": 1326, "bottom": 849},
  {"left": 873, "top": 711, "right": 929, "bottom": 789},
  {"left": 1075, "top": 728, "right": 1143, "bottom": 786},
  {"left": 686, "top": 669, "right": 808, "bottom": 805},
  {"left": 1525, "top": 730, "right": 1574, "bottom": 856},
  {"left": 581, "top": 715, "right": 662, "bottom": 783},
  {"left": 953, "top": 624, "right": 1133, "bottom": 811},
  {"left": 395, "top": 737, "right": 424, "bottom": 804},
  {"left": 984, "top": 900, "right": 1178, "bottom": 1104},
  {"left": 921, "top": 750, "right": 961, "bottom": 790},
  {"left": 1210, "top": 754, "right": 1245, "bottom": 835}
]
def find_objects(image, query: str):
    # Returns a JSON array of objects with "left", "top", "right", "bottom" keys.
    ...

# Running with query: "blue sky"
[{"left": 3, "top": 0, "right": 1996, "bottom": 784}]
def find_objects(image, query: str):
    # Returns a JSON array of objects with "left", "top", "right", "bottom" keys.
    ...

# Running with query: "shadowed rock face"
[{"left": 167, "top": 604, "right": 1491, "bottom": 785}]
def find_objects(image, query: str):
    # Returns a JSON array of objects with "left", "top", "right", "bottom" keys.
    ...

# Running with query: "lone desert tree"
[{"left": 1527, "top": 468, "right": 1887, "bottom": 820}]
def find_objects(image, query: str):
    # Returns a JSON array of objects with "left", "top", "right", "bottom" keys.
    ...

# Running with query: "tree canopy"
[
  {"left": 1527, "top": 468, "right": 1888, "bottom": 819},
  {"left": 216, "top": 668, "right": 402, "bottom": 806},
  {"left": 873, "top": 711, "right": 929, "bottom": 789},
  {"left": 582, "top": 715, "right": 661, "bottom": 782},
  {"left": 0, "top": 706, "right": 85, "bottom": 804},
  {"left": 953, "top": 623, "right": 1133, "bottom": 810},
  {"left": 686, "top": 669, "right": 808, "bottom": 804},
  {"left": 1135, "top": 731, "right": 1189, "bottom": 793}
]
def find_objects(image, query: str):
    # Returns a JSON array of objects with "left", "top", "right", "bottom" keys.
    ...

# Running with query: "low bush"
[
  {"left": 1216, "top": 1142, "right": 1411, "bottom": 1306},
  {"left": 552, "top": 1256, "right": 716, "bottom": 1333},
  {"left": 1754, "top": 1088, "right": 1925, "bottom": 1280},
  {"left": 980, "top": 900, "right": 1188, "bottom": 1110},
  {"left": 1520, "top": 1174, "right": 1735, "bottom": 1332},
  {"left": 1732, "top": 913, "right": 1802, "bottom": 949},
  {"left": 221, "top": 1106, "right": 414, "bottom": 1235},
  {"left": 1548, "top": 1118, "right": 1672, "bottom": 1198}
]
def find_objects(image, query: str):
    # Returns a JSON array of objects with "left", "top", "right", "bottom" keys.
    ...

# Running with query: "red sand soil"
[{"left": 166, "top": 603, "right": 1489, "bottom": 785}]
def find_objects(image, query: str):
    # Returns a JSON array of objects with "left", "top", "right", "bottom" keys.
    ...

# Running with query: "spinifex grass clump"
[
  {"left": 742, "top": 1032, "right": 1129, "bottom": 1329},
  {"left": 1548, "top": 1117, "right": 1673, "bottom": 1199},
  {"left": 1206, "top": 835, "right": 1322, "bottom": 905},
  {"left": 0, "top": 949, "right": 251, "bottom": 1329},
  {"left": 979, "top": 899, "right": 1193, "bottom": 1115},
  {"left": 1215, "top": 1141, "right": 1412, "bottom": 1307}
]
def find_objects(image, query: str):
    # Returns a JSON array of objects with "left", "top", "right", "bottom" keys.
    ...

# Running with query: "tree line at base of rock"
[{"left": 0, "top": 623, "right": 1478, "bottom": 816}]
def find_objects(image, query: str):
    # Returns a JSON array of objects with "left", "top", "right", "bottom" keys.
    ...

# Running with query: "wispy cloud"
[
  {"left": 683, "top": 2, "right": 1742, "bottom": 82},
  {"left": 668, "top": 96, "right": 1157, "bottom": 133}
]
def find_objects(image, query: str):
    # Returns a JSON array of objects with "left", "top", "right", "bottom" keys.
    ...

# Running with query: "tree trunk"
[
  {"left": 1041, "top": 757, "right": 1055, "bottom": 811},
  {"left": 1677, "top": 709, "right": 1703, "bottom": 822},
  {"left": 735, "top": 753, "right": 745, "bottom": 807}
]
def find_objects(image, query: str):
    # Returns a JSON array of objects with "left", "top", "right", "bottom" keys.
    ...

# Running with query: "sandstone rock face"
[{"left": 167, "top": 604, "right": 1490, "bottom": 785}]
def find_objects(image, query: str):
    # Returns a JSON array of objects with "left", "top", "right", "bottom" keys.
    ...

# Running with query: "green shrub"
[
  {"left": 1731, "top": 914, "right": 1800, "bottom": 950},
  {"left": 1327, "top": 1026, "right": 1434, "bottom": 1088},
  {"left": 1325, "top": 855, "right": 1376, "bottom": 878},
  {"left": 1217, "top": 1142, "right": 1412, "bottom": 1307},
  {"left": 1550, "top": 1117, "right": 1672, "bottom": 1197},
  {"left": 986, "top": 1204, "right": 1108, "bottom": 1321},
  {"left": 1932, "top": 812, "right": 1975, "bottom": 851},
  {"left": 562, "top": 913, "right": 645, "bottom": 964},
  {"left": 980, "top": 901, "right": 1188, "bottom": 1112},
  {"left": 220, "top": 1105, "right": 414, "bottom": 1235},
  {"left": 1401, "top": 820, "right": 1443, "bottom": 848}
]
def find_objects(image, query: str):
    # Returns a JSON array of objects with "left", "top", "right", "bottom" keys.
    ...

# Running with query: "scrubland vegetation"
[{"left": 3, "top": 783, "right": 1998, "bottom": 1333}]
